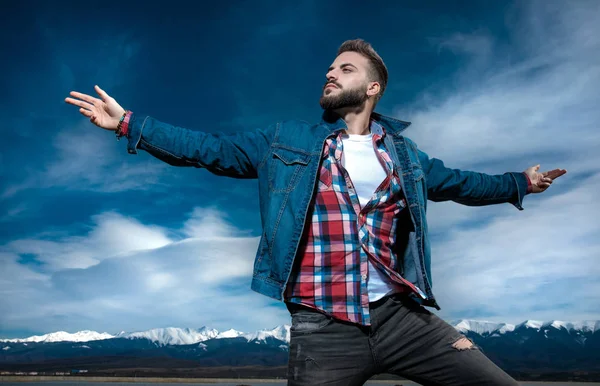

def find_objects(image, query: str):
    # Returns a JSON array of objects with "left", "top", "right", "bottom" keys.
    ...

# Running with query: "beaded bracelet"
[{"left": 115, "top": 110, "right": 131, "bottom": 140}]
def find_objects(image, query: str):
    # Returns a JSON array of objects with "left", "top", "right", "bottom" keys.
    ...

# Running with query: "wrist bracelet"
[{"left": 116, "top": 110, "right": 130, "bottom": 140}]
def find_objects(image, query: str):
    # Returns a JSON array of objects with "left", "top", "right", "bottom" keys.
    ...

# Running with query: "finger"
[
  {"left": 79, "top": 108, "right": 93, "bottom": 118},
  {"left": 66, "top": 97, "right": 95, "bottom": 111},
  {"left": 553, "top": 169, "right": 567, "bottom": 179},
  {"left": 545, "top": 169, "right": 567, "bottom": 180},
  {"left": 69, "top": 91, "right": 101, "bottom": 105},
  {"left": 95, "top": 85, "right": 111, "bottom": 102},
  {"left": 535, "top": 164, "right": 540, "bottom": 172}
]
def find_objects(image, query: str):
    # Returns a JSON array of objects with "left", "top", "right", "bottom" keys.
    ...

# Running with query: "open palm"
[
  {"left": 523, "top": 164, "right": 567, "bottom": 193},
  {"left": 64, "top": 85, "right": 126, "bottom": 131}
]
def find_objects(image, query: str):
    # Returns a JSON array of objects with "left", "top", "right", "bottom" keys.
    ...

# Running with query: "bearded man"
[{"left": 65, "top": 39, "right": 566, "bottom": 385}]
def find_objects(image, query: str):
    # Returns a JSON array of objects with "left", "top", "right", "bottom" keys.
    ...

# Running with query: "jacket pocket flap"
[
  {"left": 272, "top": 147, "right": 311, "bottom": 166},
  {"left": 412, "top": 164, "right": 424, "bottom": 181}
]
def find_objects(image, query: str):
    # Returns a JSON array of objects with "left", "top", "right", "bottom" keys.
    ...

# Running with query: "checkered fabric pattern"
[{"left": 284, "top": 122, "right": 423, "bottom": 325}]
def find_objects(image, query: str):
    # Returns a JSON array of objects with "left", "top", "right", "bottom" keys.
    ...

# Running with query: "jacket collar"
[{"left": 320, "top": 110, "right": 412, "bottom": 136}]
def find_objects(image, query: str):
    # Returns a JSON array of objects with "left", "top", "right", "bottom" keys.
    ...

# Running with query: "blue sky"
[{"left": 1, "top": 0, "right": 599, "bottom": 338}]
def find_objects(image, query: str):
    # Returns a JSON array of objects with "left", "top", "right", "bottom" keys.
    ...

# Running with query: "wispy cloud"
[
  {"left": 433, "top": 173, "right": 600, "bottom": 323},
  {"left": 400, "top": 0, "right": 600, "bottom": 323},
  {"left": 1, "top": 24, "right": 148, "bottom": 200},
  {"left": 0, "top": 208, "right": 288, "bottom": 334},
  {"left": 2, "top": 120, "right": 169, "bottom": 199},
  {"left": 0, "top": 203, "right": 28, "bottom": 222},
  {"left": 403, "top": 1, "right": 600, "bottom": 174},
  {"left": 2, "top": 0, "right": 598, "bottom": 338}
]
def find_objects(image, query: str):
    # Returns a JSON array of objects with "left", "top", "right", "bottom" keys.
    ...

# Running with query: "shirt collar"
[
  {"left": 370, "top": 119, "right": 385, "bottom": 137},
  {"left": 320, "top": 110, "right": 411, "bottom": 136}
]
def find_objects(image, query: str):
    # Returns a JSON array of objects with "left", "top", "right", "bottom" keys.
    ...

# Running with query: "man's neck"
[{"left": 335, "top": 107, "right": 373, "bottom": 135}]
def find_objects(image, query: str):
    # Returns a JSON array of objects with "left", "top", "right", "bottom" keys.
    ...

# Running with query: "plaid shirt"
[{"left": 284, "top": 121, "right": 425, "bottom": 326}]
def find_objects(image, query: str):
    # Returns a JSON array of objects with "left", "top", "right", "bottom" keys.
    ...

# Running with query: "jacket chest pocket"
[
  {"left": 411, "top": 164, "right": 427, "bottom": 206},
  {"left": 268, "top": 146, "right": 311, "bottom": 193}
]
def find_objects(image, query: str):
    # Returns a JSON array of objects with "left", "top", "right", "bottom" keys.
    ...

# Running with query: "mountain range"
[
  {"left": 0, "top": 325, "right": 288, "bottom": 346},
  {"left": 3, "top": 319, "right": 599, "bottom": 346},
  {"left": 1, "top": 319, "right": 599, "bottom": 382}
]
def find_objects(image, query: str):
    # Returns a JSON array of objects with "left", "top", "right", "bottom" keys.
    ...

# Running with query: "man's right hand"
[{"left": 65, "top": 85, "right": 126, "bottom": 131}]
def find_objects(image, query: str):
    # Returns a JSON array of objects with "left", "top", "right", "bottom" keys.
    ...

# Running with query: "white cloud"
[
  {"left": 0, "top": 208, "right": 288, "bottom": 335},
  {"left": 402, "top": 2, "right": 600, "bottom": 175},
  {"left": 433, "top": 173, "right": 599, "bottom": 321},
  {"left": 2, "top": 0, "right": 599, "bottom": 338},
  {"left": 400, "top": 0, "right": 600, "bottom": 323},
  {"left": 1, "top": 119, "right": 169, "bottom": 199},
  {"left": 2, "top": 29, "right": 149, "bottom": 200},
  {"left": 0, "top": 203, "right": 28, "bottom": 222},
  {"left": 182, "top": 207, "right": 251, "bottom": 239},
  {"left": 435, "top": 31, "right": 494, "bottom": 65},
  {"left": 6, "top": 211, "right": 172, "bottom": 271}
]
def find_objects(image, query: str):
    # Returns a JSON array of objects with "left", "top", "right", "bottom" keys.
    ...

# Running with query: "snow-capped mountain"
[
  {"left": 216, "top": 328, "right": 245, "bottom": 339},
  {"left": 0, "top": 330, "right": 114, "bottom": 343},
  {"left": 451, "top": 319, "right": 600, "bottom": 337},
  {"left": 452, "top": 320, "right": 515, "bottom": 336},
  {"left": 2, "top": 320, "right": 598, "bottom": 345},
  {"left": 0, "top": 325, "right": 290, "bottom": 345},
  {"left": 121, "top": 327, "right": 220, "bottom": 346},
  {"left": 515, "top": 319, "right": 544, "bottom": 330},
  {"left": 1, "top": 319, "right": 599, "bottom": 380},
  {"left": 243, "top": 325, "right": 290, "bottom": 343},
  {"left": 512, "top": 319, "right": 600, "bottom": 332},
  {"left": 119, "top": 326, "right": 289, "bottom": 346}
]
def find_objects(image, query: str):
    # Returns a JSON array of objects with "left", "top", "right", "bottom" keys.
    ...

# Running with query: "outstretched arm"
[
  {"left": 417, "top": 148, "right": 566, "bottom": 210},
  {"left": 65, "top": 86, "right": 273, "bottom": 178}
]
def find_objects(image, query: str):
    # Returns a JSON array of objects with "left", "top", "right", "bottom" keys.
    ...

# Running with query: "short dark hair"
[{"left": 337, "top": 39, "right": 388, "bottom": 104}]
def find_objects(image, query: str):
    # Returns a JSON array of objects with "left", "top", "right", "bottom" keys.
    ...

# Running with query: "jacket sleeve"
[
  {"left": 125, "top": 113, "right": 274, "bottom": 179},
  {"left": 416, "top": 147, "right": 528, "bottom": 211}
]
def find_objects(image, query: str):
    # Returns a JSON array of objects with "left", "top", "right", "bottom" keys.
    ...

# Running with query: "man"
[{"left": 65, "top": 39, "right": 566, "bottom": 385}]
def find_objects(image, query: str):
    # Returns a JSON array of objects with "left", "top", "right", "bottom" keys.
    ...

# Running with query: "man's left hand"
[{"left": 524, "top": 165, "right": 567, "bottom": 194}]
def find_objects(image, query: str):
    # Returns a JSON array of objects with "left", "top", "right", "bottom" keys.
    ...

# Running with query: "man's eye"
[{"left": 343, "top": 69, "right": 351, "bottom": 73}]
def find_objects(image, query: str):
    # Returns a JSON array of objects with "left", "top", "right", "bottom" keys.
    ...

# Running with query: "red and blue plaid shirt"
[{"left": 284, "top": 121, "right": 425, "bottom": 326}]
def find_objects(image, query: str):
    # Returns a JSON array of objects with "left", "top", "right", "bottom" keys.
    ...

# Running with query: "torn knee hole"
[{"left": 452, "top": 337, "right": 475, "bottom": 351}]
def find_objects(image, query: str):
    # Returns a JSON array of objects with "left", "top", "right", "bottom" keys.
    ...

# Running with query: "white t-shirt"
[{"left": 340, "top": 132, "right": 398, "bottom": 303}]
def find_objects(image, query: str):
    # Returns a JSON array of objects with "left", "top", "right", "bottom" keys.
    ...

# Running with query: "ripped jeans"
[{"left": 286, "top": 293, "right": 519, "bottom": 386}]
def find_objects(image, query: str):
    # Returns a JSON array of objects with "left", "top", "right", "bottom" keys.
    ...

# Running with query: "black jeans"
[{"left": 286, "top": 294, "right": 519, "bottom": 386}]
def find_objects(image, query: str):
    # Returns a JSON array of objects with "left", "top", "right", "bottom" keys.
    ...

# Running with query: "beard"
[{"left": 319, "top": 82, "right": 369, "bottom": 110}]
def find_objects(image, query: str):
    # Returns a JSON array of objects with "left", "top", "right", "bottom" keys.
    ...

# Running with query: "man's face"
[{"left": 320, "top": 51, "right": 372, "bottom": 111}]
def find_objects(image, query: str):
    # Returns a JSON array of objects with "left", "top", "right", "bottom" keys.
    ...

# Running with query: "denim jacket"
[{"left": 126, "top": 111, "right": 528, "bottom": 309}]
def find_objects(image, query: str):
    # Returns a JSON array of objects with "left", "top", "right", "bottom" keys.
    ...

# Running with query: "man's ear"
[{"left": 367, "top": 82, "right": 380, "bottom": 98}]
